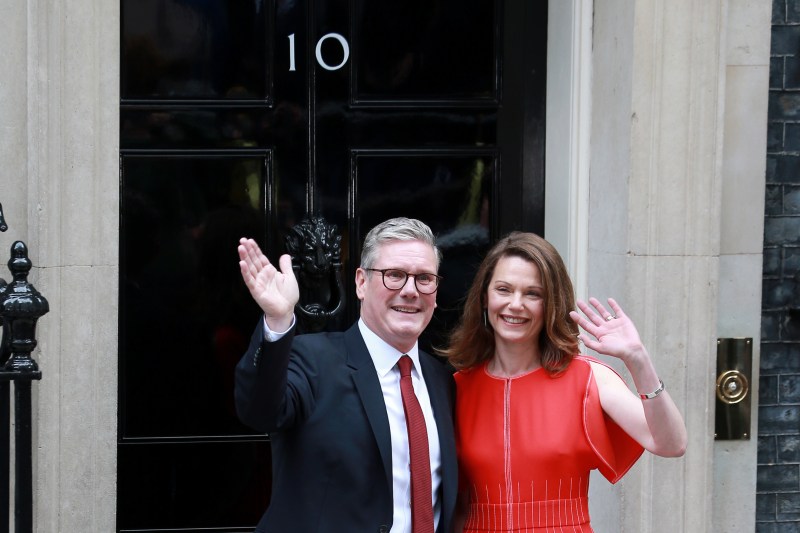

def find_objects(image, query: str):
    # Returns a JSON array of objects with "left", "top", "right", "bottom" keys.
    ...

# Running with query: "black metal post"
[
  {"left": 0, "top": 203, "right": 9, "bottom": 533},
  {"left": 12, "top": 383, "right": 32, "bottom": 533},
  {"left": 0, "top": 234, "right": 47, "bottom": 533},
  {"left": 0, "top": 382, "right": 8, "bottom": 533}
]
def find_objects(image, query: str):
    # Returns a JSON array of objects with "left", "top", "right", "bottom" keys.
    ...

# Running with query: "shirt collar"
[{"left": 358, "top": 318, "right": 421, "bottom": 378}]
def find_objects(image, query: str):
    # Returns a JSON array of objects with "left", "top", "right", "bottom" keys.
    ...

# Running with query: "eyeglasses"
[{"left": 363, "top": 268, "right": 443, "bottom": 294}]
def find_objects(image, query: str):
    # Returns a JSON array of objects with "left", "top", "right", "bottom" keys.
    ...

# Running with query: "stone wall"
[{"left": 760, "top": 0, "right": 800, "bottom": 529}]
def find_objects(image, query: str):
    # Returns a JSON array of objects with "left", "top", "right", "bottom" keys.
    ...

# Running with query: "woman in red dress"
[{"left": 441, "top": 232, "right": 687, "bottom": 532}]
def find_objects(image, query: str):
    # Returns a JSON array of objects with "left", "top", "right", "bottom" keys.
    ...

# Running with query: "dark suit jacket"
[{"left": 235, "top": 321, "right": 457, "bottom": 533}]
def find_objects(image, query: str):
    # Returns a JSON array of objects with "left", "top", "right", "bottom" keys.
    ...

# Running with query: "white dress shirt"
[{"left": 357, "top": 319, "right": 442, "bottom": 533}]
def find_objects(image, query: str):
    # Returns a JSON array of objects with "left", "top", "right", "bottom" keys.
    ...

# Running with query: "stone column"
[
  {"left": 714, "top": 1, "right": 771, "bottom": 531},
  {"left": 0, "top": 0, "right": 30, "bottom": 527},
  {"left": 588, "top": 0, "right": 731, "bottom": 531},
  {"left": 0, "top": 0, "right": 120, "bottom": 530},
  {"left": 0, "top": 0, "right": 29, "bottom": 235}
]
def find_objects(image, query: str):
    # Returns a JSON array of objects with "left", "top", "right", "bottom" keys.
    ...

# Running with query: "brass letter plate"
[{"left": 714, "top": 338, "right": 752, "bottom": 440}]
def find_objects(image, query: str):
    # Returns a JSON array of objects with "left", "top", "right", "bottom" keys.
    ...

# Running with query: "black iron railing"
[{"left": 0, "top": 202, "right": 48, "bottom": 533}]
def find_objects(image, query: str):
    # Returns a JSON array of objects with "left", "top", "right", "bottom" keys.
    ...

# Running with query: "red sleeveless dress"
[{"left": 454, "top": 356, "right": 644, "bottom": 532}]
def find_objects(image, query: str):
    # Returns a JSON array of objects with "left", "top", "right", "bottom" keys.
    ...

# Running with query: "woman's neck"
[{"left": 488, "top": 342, "right": 541, "bottom": 377}]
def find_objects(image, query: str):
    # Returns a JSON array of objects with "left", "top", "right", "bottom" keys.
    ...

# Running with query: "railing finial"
[{"left": 0, "top": 202, "right": 8, "bottom": 233}]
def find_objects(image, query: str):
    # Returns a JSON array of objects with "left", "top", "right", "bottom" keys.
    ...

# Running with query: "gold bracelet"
[{"left": 638, "top": 379, "right": 665, "bottom": 400}]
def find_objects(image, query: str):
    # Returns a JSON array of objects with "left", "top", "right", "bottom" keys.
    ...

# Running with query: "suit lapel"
[
  {"left": 345, "top": 325, "right": 393, "bottom": 490},
  {"left": 420, "top": 354, "right": 455, "bottom": 456},
  {"left": 420, "top": 354, "right": 457, "bottom": 531}
]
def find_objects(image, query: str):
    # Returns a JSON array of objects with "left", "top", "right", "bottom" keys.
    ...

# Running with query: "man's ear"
[{"left": 354, "top": 268, "right": 367, "bottom": 301}]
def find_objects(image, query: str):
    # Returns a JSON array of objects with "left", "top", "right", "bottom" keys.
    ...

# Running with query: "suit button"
[{"left": 378, "top": 526, "right": 388, "bottom": 533}]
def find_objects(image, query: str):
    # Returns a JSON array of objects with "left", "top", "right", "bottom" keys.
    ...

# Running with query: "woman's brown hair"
[{"left": 440, "top": 232, "right": 579, "bottom": 374}]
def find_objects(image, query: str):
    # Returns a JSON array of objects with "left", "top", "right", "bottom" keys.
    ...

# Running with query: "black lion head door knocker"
[{"left": 284, "top": 217, "right": 345, "bottom": 332}]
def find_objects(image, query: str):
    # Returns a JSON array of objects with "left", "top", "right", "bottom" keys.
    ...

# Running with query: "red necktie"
[{"left": 397, "top": 355, "right": 435, "bottom": 533}]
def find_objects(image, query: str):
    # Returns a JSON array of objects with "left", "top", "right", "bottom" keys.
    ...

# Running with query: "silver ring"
[{"left": 605, "top": 315, "right": 616, "bottom": 321}]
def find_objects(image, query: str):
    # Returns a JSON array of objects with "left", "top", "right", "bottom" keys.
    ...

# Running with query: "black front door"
[{"left": 118, "top": 1, "right": 546, "bottom": 530}]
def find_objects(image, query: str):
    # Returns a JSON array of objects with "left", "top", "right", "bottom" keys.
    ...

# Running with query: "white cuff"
[{"left": 263, "top": 314, "right": 296, "bottom": 341}]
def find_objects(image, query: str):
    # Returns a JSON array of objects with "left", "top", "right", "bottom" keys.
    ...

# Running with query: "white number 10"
[{"left": 288, "top": 33, "right": 350, "bottom": 71}]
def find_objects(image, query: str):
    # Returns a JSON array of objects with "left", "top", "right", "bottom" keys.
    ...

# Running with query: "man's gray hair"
[{"left": 360, "top": 217, "right": 442, "bottom": 270}]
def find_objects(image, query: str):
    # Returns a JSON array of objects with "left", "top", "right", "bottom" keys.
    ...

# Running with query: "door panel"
[
  {"left": 121, "top": 0, "right": 272, "bottom": 102},
  {"left": 117, "top": 441, "right": 270, "bottom": 531},
  {"left": 120, "top": 154, "right": 270, "bottom": 439},
  {"left": 119, "top": 1, "right": 546, "bottom": 530},
  {"left": 352, "top": 0, "right": 498, "bottom": 103},
  {"left": 349, "top": 150, "right": 497, "bottom": 347}
]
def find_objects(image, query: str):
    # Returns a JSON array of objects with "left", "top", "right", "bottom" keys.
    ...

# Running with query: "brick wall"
[{"left": 759, "top": 1, "right": 800, "bottom": 530}]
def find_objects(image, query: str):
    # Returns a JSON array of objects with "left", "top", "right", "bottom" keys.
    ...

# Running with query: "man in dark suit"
[{"left": 235, "top": 217, "right": 457, "bottom": 533}]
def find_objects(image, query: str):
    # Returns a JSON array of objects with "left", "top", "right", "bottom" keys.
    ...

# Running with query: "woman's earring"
[{"left": 483, "top": 309, "right": 489, "bottom": 328}]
